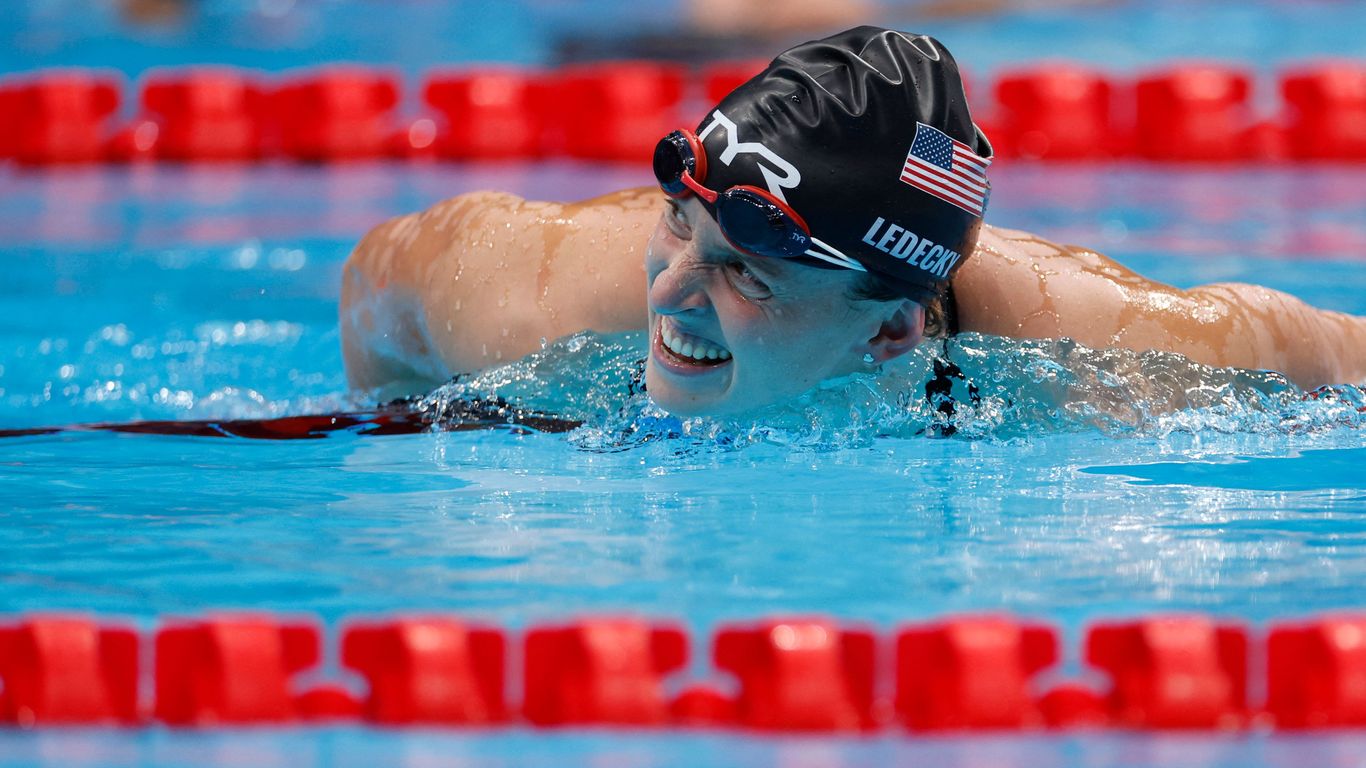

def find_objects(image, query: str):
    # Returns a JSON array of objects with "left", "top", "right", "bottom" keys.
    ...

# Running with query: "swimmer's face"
[{"left": 644, "top": 196, "right": 925, "bottom": 416}]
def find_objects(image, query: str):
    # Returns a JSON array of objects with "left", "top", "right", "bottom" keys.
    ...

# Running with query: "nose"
[{"left": 647, "top": 240, "right": 711, "bottom": 317}]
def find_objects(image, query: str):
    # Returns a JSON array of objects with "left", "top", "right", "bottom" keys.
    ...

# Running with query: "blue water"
[
  {"left": 3, "top": 730, "right": 1366, "bottom": 768},
  {"left": 3, "top": 162, "right": 1366, "bottom": 763},
  {"left": 5, "top": 2, "right": 1366, "bottom": 763},
  {"left": 6, "top": 0, "right": 1365, "bottom": 79}
]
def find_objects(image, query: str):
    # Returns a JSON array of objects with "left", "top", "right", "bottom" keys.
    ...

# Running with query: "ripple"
[{"left": 415, "top": 331, "right": 1365, "bottom": 451}]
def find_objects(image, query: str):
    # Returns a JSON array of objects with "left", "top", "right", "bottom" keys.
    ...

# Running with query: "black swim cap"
[{"left": 696, "top": 26, "right": 992, "bottom": 303}]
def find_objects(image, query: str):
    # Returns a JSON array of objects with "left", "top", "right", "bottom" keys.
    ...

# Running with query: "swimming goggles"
[{"left": 651, "top": 130, "right": 865, "bottom": 272}]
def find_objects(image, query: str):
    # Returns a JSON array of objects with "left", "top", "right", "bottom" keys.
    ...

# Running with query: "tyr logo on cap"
[{"left": 698, "top": 110, "right": 802, "bottom": 204}]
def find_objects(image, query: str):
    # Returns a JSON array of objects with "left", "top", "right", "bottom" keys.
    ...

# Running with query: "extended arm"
[{"left": 956, "top": 225, "right": 1366, "bottom": 387}]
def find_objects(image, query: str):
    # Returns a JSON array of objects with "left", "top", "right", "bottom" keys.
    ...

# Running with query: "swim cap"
[{"left": 696, "top": 26, "right": 992, "bottom": 302}]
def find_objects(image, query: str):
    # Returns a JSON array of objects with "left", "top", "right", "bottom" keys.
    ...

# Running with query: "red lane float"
[
  {"left": 713, "top": 618, "right": 878, "bottom": 731},
  {"left": 0, "top": 84, "right": 18, "bottom": 160},
  {"left": 274, "top": 67, "right": 400, "bottom": 162},
  {"left": 1086, "top": 617, "right": 1248, "bottom": 729},
  {"left": 3, "top": 612, "right": 1366, "bottom": 732},
  {"left": 1282, "top": 63, "right": 1366, "bottom": 162},
  {"left": 104, "top": 119, "right": 160, "bottom": 163},
  {"left": 1266, "top": 616, "right": 1366, "bottom": 728},
  {"left": 670, "top": 685, "right": 739, "bottom": 726},
  {"left": 548, "top": 62, "right": 685, "bottom": 161},
  {"left": 0, "top": 616, "right": 139, "bottom": 725},
  {"left": 154, "top": 615, "right": 327, "bottom": 725},
  {"left": 523, "top": 619, "right": 687, "bottom": 726},
  {"left": 134, "top": 68, "right": 268, "bottom": 162},
  {"left": 1134, "top": 65, "right": 1259, "bottom": 162},
  {"left": 1037, "top": 683, "right": 1109, "bottom": 729},
  {"left": 8, "top": 72, "right": 120, "bottom": 165},
  {"left": 994, "top": 66, "right": 1116, "bottom": 161},
  {"left": 896, "top": 616, "right": 1057, "bottom": 730},
  {"left": 293, "top": 684, "right": 364, "bottom": 722},
  {"left": 7, "top": 63, "right": 1366, "bottom": 166},
  {"left": 423, "top": 69, "right": 546, "bottom": 160},
  {"left": 343, "top": 618, "right": 505, "bottom": 724}
]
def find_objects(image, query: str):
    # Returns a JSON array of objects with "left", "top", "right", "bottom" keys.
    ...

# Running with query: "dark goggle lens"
[
  {"left": 652, "top": 132, "right": 694, "bottom": 196},
  {"left": 716, "top": 189, "right": 811, "bottom": 259}
]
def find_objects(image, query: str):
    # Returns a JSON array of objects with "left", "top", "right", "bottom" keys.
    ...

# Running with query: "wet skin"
[{"left": 341, "top": 187, "right": 1366, "bottom": 404}]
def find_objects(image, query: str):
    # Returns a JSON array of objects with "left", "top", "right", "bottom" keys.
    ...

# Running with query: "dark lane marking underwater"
[{"left": 0, "top": 397, "right": 582, "bottom": 440}]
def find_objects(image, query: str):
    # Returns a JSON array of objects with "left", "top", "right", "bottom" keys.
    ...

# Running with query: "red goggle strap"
[
  {"left": 681, "top": 129, "right": 708, "bottom": 186},
  {"left": 679, "top": 171, "right": 719, "bottom": 204}
]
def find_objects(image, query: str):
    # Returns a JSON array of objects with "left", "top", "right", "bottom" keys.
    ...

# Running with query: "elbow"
[
  {"left": 339, "top": 214, "right": 443, "bottom": 395},
  {"left": 339, "top": 249, "right": 397, "bottom": 393}
]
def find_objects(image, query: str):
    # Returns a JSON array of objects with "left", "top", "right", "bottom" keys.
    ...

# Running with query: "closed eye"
[
  {"left": 726, "top": 258, "right": 772, "bottom": 299},
  {"left": 664, "top": 199, "right": 692, "bottom": 239}
]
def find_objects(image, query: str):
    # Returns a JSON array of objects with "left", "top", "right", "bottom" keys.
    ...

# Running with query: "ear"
[{"left": 863, "top": 299, "right": 925, "bottom": 364}]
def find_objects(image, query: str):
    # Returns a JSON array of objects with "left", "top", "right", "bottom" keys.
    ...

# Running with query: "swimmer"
[{"left": 341, "top": 26, "right": 1366, "bottom": 414}]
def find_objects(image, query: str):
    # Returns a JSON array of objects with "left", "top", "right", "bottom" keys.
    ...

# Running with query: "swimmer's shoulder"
[
  {"left": 424, "top": 187, "right": 661, "bottom": 220},
  {"left": 973, "top": 223, "right": 1069, "bottom": 259},
  {"left": 349, "top": 186, "right": 660, "bottom": 290},
  {"left": 352, "top": 191, "right": 529, "bottom": 262},
  {"left": 417, "top": 190, "right": 558, "bottom": 241},
  {"left": 952, "top": 224, "right": 1110, "bottom": 338},
  {"left": 953, "top": 223, "right": 1183, "bottom": 342},
  {"left": 407, "top": 187, "right": 661, "bottom": 249}
]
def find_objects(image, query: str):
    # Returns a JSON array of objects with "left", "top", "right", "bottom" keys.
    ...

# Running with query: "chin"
[
  {"left": 644, "top": 363, "right": 738, "bottom": 417},
  {"left": 645, "top": 371, "right": 792, "bottom": 418},
  {"left": 643, "top": 366, "right": 710, "bottom": 416}
]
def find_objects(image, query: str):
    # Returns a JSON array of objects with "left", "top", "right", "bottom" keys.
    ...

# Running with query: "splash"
[{"left": 415, "top": 331, "right": 1366, "bottom": 449}]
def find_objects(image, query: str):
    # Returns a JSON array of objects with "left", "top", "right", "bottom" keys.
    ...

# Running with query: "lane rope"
[
  {"left": 2, "top": 612, "right": 1363, "bottom": 731},
  {"left": 2, "top": 62, "right": 1365, "bottom": 165}
]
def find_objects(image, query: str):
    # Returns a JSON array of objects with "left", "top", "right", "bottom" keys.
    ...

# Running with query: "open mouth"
[{"left": 656, "top": 316, "right": 731, "bottom": 368}]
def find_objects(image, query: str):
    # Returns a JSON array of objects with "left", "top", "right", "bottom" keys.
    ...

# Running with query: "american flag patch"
[{"left": 900, "top": 122, "right": 991, "bottom": 216}]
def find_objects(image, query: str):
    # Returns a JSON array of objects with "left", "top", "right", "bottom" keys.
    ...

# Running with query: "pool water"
[
  {"left": 3, "top": 162, "right": 1366, "bottom": 764},
  {"left": 10, "top": 0, "right": 1366, "bottom": 81}
]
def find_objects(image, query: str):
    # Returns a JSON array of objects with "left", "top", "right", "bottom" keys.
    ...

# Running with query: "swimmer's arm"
[
  {"left": 341, "top": 189, "right": 657, "bottom": 396},
  {"left": 957, "top": 226, "right": 1366, "bottom": 388},
  {"left": 340, "top": 212, "right": 450, "bottom": 398}
]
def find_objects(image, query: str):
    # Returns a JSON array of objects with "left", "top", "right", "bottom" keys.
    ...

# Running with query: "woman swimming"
[{"left": 340, "top": 26, "right": 1366, "bottom": 415}]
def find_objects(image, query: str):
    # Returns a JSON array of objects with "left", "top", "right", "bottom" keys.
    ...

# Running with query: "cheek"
[
  {"left": 645, "top": 236, "right": 687, "bottom": 295},
  {"left": 741, "top": 302, "right": 864, "bottom": 367},
  {"left": 720, "top": 306, "right": 800, "bottom": 364},
  {"left": 644, "top": 230, "right": 666, "bottom": 277},
  {"left": 712, "top": 293, "right": 771, "bottom": 341}
]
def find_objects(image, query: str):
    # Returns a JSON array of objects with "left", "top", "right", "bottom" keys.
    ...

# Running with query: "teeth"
[{"left": 660, "top": 319, "right": 731, "bottom": 363}]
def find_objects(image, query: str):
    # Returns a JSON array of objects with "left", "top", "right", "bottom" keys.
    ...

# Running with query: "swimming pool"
[{"left": 2, "top": 159, "right": 1365, "bottom": 764}]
